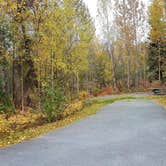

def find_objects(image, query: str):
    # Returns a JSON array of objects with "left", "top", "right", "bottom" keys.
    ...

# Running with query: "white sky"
[
  {"left": 83, "top": 0, "right": 151, "bottom": 38},
  {"left": 83, "top": 0, "right": 98, "bottom": 18},
  {"left": 84, "top": 0, "right": 150, "bottom": 19}
]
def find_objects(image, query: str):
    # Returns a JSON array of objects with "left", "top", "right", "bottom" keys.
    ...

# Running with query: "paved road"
[
  {"left": 1, "top": 99, "right": 166, "bottom": 166},
  {"left": 94, "top": 92, "right": 149, "bottom": 100}
]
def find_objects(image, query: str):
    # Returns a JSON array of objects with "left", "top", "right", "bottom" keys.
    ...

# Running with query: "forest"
[{"left": 0, "top": 0, "right": 165, "bottom": 145}]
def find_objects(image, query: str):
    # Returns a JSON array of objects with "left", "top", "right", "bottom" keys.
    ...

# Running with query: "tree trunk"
[
  {"left": 51, "top": 50, "right": 54, "bottom": 89},
  {"left": 158, "top": 45, "right": 161, "bottom": 82},
  {"left": 108, "top": 47, "right": 117, "bottom": 89},
  {"left": 76, "top": 72, "right": 80, "bottom": 93},
  {"left": 20, "top": 51, "right": 24, "bottom": 112}
]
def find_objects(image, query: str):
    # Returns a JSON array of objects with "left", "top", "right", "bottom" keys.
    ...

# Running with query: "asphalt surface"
[
  {"left": 1, "top": 98, "right": 166, "bottom": 166},
  {"left": 94, "top": 92, "right": 149, "bottom": 100}
]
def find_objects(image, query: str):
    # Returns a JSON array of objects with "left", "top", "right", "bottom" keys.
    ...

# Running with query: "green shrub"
[
  {"left": 42, "top": 87, "right": 68, "bottom": 122},
  {"left": 0, "top": 92, "right": 14, "bottom": 115}
]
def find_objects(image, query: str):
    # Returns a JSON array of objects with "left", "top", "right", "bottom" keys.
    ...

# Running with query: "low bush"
[
  {"left": 92, "top": 87, "right": 101, "bottom": 97},
  {"left": 78, "top": 91, "right": 90, "bottom": 100},
  {"left": 0, "top": 91, "right": 14, "bottom": 115},
  {"left": 42, "top": 87, "right": 68, "bottom": 122},
  {"left": 95, "top": 86, "right": 120, "bottom": 96},
  {"left": 61, "top": 100, "right": 83, "bottom": 118}
]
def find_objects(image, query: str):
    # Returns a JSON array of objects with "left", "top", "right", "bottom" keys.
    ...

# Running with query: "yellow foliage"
[
  {"left": 61, "top": 100, "right": 83, "bottom": 118},
  {"left": 78, "top": 91, "right": 90, "bottom": 100},
  {"left": 149, "top": 0, "right": 165, "bottom": 42},
  {"left": 0, "top": 112, "right": 43, "bottom": 138}
]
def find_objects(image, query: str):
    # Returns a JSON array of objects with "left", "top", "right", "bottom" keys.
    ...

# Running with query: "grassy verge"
[
  {"left": 148, "top": 95, "right": 166, "bottom": 109},
  {"left": 0, "top": 96, "right": 136, "bottom": 148}
]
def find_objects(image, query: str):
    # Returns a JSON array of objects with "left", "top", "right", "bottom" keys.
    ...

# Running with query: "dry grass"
[{"left": 149, "top": 95, "right": 166, "bottom": 109}]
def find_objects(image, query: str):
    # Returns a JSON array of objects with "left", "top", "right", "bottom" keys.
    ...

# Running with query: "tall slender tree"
[{"left": 148, "top": 0, "right": 166, "bottom": 82}]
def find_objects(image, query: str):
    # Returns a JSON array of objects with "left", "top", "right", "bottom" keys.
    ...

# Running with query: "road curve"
[{"left": 1, "top": 99, "right": 166, "bottom": 166}]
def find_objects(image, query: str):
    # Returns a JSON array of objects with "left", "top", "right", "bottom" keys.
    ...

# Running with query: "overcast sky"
[
  {"left": 84, "top": 0, "right": 150, "bottom": 18},
  {"left": 83, "top": 0, "right": 98, "bottom": 18},
  {"left": 83, "top": 0, "right": 150, "bottom": 37}
]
